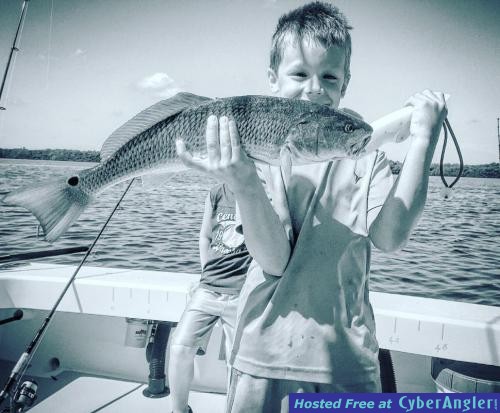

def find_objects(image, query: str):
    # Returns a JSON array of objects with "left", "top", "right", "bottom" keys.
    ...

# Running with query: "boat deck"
[
  {"left": 30, "top": 376, "right": 226, "bottom": 413},
  {"left": 0, "top": 365, "right": 226, "bottom": 413},
  {"left": 0, "top": 354, "right": 437, "bottom": 413}
]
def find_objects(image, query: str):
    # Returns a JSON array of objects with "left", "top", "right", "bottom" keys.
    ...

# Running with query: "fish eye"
[
  {"left": 67, "top": 176, "right": 79, "bottom": 186},
  {"left": 344, "top": 123, "right": 354, "bottom": 133}
]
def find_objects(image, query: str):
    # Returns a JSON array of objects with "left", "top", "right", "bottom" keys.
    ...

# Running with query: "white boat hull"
[{"left": 0, "top": 263, "right": 498, "bottom": 411}]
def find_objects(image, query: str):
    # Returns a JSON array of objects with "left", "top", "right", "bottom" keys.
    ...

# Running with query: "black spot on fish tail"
[{"left": 67, "top": 176, "right": 79, "bottom": 186}]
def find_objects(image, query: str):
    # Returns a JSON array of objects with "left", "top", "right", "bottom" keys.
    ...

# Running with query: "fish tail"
[{"left": 2, "top": 176, "right": 92, "bottom": 242}]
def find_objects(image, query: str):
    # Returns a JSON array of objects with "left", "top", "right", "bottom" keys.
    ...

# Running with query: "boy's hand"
[
  {"left": 405, "top": 90, "right": 448, "bottom": 149},
  {"left": 176, "top": 115, "right": 259, "bottom": 193}
]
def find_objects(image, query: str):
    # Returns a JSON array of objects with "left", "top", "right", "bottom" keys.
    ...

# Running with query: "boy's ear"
[
  {"left": 268, "top": 68, "right": 279, "bottom": 94},
  {"left": 341, "top": 73, "right": 350, "bottom": 97}
]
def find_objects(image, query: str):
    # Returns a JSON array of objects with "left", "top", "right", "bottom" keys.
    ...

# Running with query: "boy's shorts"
[
  {"left": 171, "top": 286, "right": 239, "bottom": 360},
  {"left": 226, "top": 368, "right": 381, "bottom": 413}
]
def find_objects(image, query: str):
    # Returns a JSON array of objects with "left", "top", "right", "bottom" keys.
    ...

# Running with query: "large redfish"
[{"left": 2, "top": 92, "right": 372, "bottom": 242}]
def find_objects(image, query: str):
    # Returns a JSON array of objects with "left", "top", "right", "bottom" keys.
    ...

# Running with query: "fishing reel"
[{"left": 1, "top": 380, "right": 38, "bottom": 413}]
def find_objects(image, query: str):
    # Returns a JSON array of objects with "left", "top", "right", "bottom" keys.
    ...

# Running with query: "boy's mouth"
[{"left": 300, "top": 95, "right": 333, "bottom": 107}]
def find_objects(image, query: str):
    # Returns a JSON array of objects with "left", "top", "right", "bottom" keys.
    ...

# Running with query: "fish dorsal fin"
[{"left": 100, "top": 92, "right": 212, "bottom": 161}]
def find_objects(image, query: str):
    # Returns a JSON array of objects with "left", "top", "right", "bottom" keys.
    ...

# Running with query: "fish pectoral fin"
[
  {"left": 279, "top": 146, "right": 293, "bottom": 188},
  {"left": 100, "top": 92, "right": 213, "bottom": 161}
]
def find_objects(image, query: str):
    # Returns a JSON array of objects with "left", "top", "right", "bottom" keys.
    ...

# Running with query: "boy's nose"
[{"left": 306, "top": 76, "right": 324, "bottom": 95}]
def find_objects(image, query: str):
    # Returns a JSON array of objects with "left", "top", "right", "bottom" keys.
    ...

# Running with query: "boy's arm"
[
  {"left": 178, "top": 116, "right": 291, "bottom": 276},
  {"left": 369, "top": 90, "right": 448, "bottom": 252},
  {"left": 199, "top": 193, "right": 212, "bottom": 269}
]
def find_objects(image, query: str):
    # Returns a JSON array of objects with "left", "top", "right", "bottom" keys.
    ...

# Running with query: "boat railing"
[{"left": 0, "top": 246, "right": 89, "bottom": 264}]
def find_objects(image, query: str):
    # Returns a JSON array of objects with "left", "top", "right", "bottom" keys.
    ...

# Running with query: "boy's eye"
[
  {"left": 292, "top": 72, "right": 307, "bottom": 78},
  {"left": 323, "top": 74, "right": 337, "bottom": 81}
]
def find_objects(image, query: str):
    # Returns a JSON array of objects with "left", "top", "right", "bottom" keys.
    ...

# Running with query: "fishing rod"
[
  {"left": 0, "top": 0, "right": 30, "bottom": 110},
  {"left": 0, "top": 178, "right": 136, "bottom": 412}
]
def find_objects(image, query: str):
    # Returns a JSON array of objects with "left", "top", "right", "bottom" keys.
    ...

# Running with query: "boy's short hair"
[{"left": 270, "top": 1, "right": 352, "bottom": 79}]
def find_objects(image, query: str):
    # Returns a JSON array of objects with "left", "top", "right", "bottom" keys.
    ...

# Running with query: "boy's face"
[{"left": 268, "top": 37, "right": 349, "bottom": 109}]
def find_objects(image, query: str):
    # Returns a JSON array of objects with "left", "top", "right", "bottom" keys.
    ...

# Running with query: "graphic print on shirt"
[{"left": 211, "top": 211, "right": 245, "bottom": 255}]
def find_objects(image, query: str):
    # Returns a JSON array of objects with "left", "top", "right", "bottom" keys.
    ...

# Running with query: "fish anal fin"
[
  {"left": 100, "top": 92, "right": 212, "bottom": 161},
  {"left": 138, "top": 165, "right": 188, "bottom": 189}
]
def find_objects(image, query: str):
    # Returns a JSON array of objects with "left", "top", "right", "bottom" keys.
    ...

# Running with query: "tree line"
[
  {"left": 1, "top": 147, "right": 498, "bottom": 178},
  {"left": 0, "top": 147, "right": 99, "bottom": 162},
  {"left": 388, "top": 160, "right": 499, "bottom": 179}
]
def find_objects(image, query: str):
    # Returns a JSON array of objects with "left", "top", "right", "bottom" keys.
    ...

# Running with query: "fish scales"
[
  {"left": 82, "top": 96, "right": 292, "bottom": 196},
  {"left": 2, "top": 93, "right": 373, "bottom": 242}
]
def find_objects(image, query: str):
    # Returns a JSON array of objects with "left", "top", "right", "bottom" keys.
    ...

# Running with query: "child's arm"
[
  {"left": 369, "top": 90, "right": 448, "bottom": 252},
  {"left": 199, "top": 193, "right": 212, "bottom": 269},
  {"left": 178, "top": 116, "right": 291, "bottom": 276}
]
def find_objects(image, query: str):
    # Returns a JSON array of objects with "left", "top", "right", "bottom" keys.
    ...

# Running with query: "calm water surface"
[{"left": 0, "top": 159, "right": 498, "bottom": 307}]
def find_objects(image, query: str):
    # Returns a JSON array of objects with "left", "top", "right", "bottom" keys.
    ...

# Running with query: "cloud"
[
  {"left": 73, "top": 48, "right": 86, "bottom": 57},
  {"left": 137, "top": 72, "right": 182, "bottom": 98},
  {"left": 138, "top": 73, "right": 174, "bottom": 90},
  {"left": 466, "top": 119, "right": 480, "bottom": 124},
  {"left": 157, "top": 86, "right": 184, "bottom": 99}
]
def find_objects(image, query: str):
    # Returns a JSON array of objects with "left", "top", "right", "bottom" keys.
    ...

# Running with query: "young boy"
[
  {"left": 177, "top": 2, "right": 447, "bottom": 412},
  {"left": 168, "top": 183, "right": 251, "bottom": 413}
]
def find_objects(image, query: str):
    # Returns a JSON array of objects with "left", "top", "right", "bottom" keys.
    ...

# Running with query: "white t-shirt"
[{"left": 230, "top": 151, "right": 394, "bottom": 384}]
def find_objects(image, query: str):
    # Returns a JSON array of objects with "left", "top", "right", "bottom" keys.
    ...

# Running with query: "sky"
[{"left": 0, "top": 0, "right": 499, "bottom": 165}]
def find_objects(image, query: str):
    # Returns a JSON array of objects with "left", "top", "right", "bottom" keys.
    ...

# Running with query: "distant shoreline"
[{"left": 1, "top": 147, "right": 498, "bottom": 178}]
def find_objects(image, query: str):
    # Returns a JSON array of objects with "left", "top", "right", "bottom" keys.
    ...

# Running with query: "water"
[{"left": 1, "top": 159, "right": 499, "bottom": 307}]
